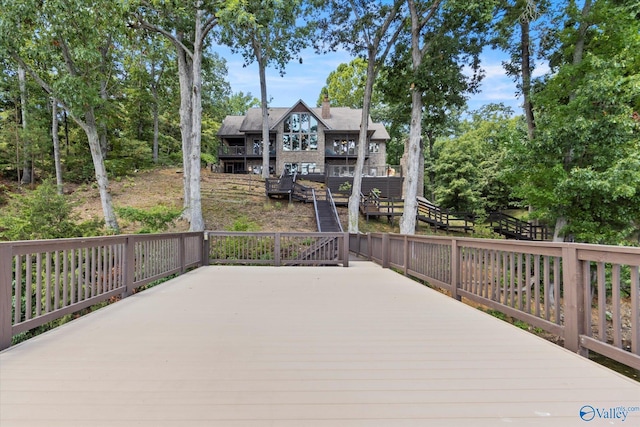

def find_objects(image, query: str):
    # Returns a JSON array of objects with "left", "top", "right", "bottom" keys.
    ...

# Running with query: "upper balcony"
[{"left": 219, "top": 145, "right": 276, "bottom": 158}]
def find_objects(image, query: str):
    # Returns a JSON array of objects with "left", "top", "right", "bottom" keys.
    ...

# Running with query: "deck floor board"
[{"left": 2, "top": 262, "right": 638, "bottom": 426}]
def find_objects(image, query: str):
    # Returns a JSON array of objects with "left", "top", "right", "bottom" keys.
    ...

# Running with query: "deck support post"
[
  {"left": 0, "top": 245, "right": 12, "bottom": 350},
  {"left": 563, "top": 244, "right": 585, "bottom": 354}
]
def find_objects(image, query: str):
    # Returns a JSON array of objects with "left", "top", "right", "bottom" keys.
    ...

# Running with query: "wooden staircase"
[
  {"left": 488, "top": 212, "right": 550, "bottom": 241},
  {"left": 416, "top": 197, "right": 475, "bottom": 233}
]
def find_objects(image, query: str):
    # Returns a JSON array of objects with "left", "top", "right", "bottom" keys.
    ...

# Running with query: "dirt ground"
[{"left": 69, "top": 168, "right": 320, "bottom": 233}]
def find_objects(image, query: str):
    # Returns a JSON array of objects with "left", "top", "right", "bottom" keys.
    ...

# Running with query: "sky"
[{"left": 213, "top": 44, "right": 544, "bottom": 116}]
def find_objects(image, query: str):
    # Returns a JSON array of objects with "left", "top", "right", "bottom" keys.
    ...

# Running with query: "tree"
[
  {"left": 218, "top": 0, "right": 314, "bottom": 178},
  {"left": 0, "top": 0, "right": 126, "bottom": 231},
  {"left": 513, "top": 0, "right": 640, "bottom": 243},
  {"left": 398, "top": 0, "right": 495, "bottom": 234},
  {"left": 434, "top": 104, "right": 522, "bottom": 215},
  {"left": 130, "top": 0, "right": 220, "bottom": 231},
  {"left": 317, "top": 0, "right": 405, "bottom": 233},
  {"left": 492, "top": 0, "right": 551, "bottom": 141}
]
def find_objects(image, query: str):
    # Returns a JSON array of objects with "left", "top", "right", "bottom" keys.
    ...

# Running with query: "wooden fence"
[
  {"left": 350, "top": 232, "right": 640, "bottom": 371},
  {"left": 0, "top": 232, "right": 204, "bottom": 350}
]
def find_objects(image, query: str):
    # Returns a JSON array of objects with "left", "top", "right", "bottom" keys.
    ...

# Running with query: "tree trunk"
[
  {"left": 521, "top": 20, "right": 535, "bottom": 140},
  {"left": 52, "top": 99, "right": 63, "bottom": 195},
  {"left": 83, "top": 109, "right": 119, "bottom": 232},
  {"left": 18, "top": 66, "right": 31, "bottom": 185},
  {"left": 176, "top": 41, "right": 194, "bottom": 220},
  {"left": 555, "top": 0, "right": 592, "bottom": 242},
  {"left": 400, "top": 0, "right": 425, "bottom": 235},
  {"left": 400, "top": 87, "right": 422, "bottom": 235},
  {"left": 256, "top": 47, "right": 270, "bottom": 178},
  {"left": 188, "top": 8, "right": 205, "bottom": 231},
  {"left": 347, "top": 50, "right": 376, "bottom": 234},
  {"left": 151, "top": 60, "right": 159, "bottom": 164}
]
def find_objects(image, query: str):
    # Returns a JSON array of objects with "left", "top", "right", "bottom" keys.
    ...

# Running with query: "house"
[{"left": 217, "top": 99, "right": 390, "bottom": 178}]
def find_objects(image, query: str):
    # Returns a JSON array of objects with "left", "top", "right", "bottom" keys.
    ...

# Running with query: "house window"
[
  {"left": 369, "top": 142, "right": 380, "bottom": 153},
  {"left": 284, "top": 162, "right": 318, "bottom": 175},
  {"left": 283, "top": 113, "right": 318, "bottom": 151},
  {"left": 253, "top": 139, "right": 274, "bottom": 155},
  {"left": 332, "top": 138, "right": 356, "bottom": 155}
]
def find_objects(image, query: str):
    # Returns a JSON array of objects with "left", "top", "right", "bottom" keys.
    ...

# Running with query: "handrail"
[
  {"left": 326, "top": 188, "right": 343, "bottom": 233},
  {"left": 1, "top": 232, "right": 205, "bottom": 350},
  {"left": 312, "top": 189, "right": 321, "bottom": 231},
  {"left": 489, "top": 212, "right": 550, "bottom": 241},
  {"left": 349, "top": 232, "right": 640, "bottom": 371}
]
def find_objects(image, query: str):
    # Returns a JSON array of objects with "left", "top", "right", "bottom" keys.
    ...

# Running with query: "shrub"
[
  {"left": 116, "top": 205, "right": 183, "bottom": 233},
  {"left": 0, "top": 180, "right": 100, "bottom": 240}
]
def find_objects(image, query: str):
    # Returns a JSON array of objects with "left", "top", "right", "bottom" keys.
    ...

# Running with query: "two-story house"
[{"left": 217, "top": 99, "right": 390, "bottom": 178}]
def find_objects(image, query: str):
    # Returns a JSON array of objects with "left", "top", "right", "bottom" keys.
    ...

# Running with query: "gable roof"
[{"left": 218, "top": 99, "right": 390, "bottom": 141}]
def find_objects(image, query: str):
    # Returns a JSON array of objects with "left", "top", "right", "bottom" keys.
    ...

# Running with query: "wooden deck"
[{"left": 2, "top": 261, "right": 639, "bottom": 426}]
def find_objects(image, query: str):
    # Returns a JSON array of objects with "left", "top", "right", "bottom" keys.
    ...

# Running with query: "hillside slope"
[{"left": 70, "top": 168, "right": 320, "bottom": 233}]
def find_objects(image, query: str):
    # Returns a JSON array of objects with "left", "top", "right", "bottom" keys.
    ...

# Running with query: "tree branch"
[{"left": 131, "top": 15, "right": 195, "bottom": 60}]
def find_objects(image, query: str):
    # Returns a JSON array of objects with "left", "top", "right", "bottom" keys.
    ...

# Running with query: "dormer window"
[{"left": 283, "top": 113, "right": 318, "bottom": 151}]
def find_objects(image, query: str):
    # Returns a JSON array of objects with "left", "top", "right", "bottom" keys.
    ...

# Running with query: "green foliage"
[
  {"left": 0, "top": 180, "right": 103, "bottom": 240},
  {"left": 227, "top": 216, "right": 260, "bottom": 232},
  {"left": 510, "top": 0, "right": 640, "bottom": 243},
  {"left": 432, "top": 104, "right": 523, "bottom": 216},
  {"left": 115, "top": 205, "right": 182, "bottom": 233},
  {"left": 106, "top": 138, "right": 154, "bottom": 176},
  {"left": 338, "top": 181, "right": 352, "bottom": 193}
]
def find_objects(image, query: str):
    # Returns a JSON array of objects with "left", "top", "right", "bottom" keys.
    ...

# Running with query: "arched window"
[{"left": 282, "top": 113, "right": 318, "bottom": 151}]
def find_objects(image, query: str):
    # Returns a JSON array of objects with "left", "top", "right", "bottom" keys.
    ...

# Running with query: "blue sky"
[{"left": 213, "top": 45, "right": 548, "bottom": 116}]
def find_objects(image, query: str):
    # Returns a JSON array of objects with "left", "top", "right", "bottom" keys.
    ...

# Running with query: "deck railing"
[
  {"left": 205, "top": 232, "right": 349, "bottom": 267},
  {"left": 0, "top": 232, "right": 204, "bottom": 350},
  {"left": 350, "top": 232, "right": 640, "bottom": 371}
]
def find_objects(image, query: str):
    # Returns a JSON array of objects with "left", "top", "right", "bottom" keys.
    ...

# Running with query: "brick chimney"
[{"left": 321, "top": 95, "right": 331, "bottom": 119}]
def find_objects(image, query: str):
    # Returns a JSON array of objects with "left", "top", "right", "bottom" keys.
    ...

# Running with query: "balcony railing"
[{"left": 219, "top": 146, "right": 276, "bottom": 157}]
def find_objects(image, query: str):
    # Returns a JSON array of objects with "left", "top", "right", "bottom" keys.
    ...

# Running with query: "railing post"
[
  {"left": 381, "top": 233, "right": 389, "bottom": 269},
  {"left": 274, "top": 233, "right": 281, "bottom": 267},
  {"left": 342, "top": 233, "right": 349, "bottom": 267},
  {"left": 367, "top": 233, "right": 372, "bottom": 261},
  {"left": 450, "top": 239, "right": 461, "bottom": 301},
  {"left": 202, "top": 232, "right": 210, "bottom": 266},
  {"left": 403, "top": 235, "right": 409, "bottom": 276},
  {"left": 180, "top": 233, "right": 186, "bottom": 274},
  {"left": 123, "top": 236, "right": 136, "bottom": 297},
  {"left": 563, "top": 244, "right": 585, "bottom": 354},
  {"left": 0, "top": 244, "right": 13, "bottom": 350}
]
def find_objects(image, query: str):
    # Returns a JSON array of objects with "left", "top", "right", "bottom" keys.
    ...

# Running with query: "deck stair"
[
  {"left": 416, "top": 197, "right": 475, "bottom": 233},
  {"left": 313, "top": 188, "right": 343, "bottom": 233},
  {"left": 359, "top": 191, "right": 404, "bottom": 224},
  {"left": 488, "top": 212, "right": 550, "bottom": 241},
  {"left": 265, "top": 171, "right": 297, "bottom": 201}
]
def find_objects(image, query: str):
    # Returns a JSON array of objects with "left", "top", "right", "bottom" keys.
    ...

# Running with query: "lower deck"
[{"left": 1, "top": 262, "right": 638, "bottom": 426}]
